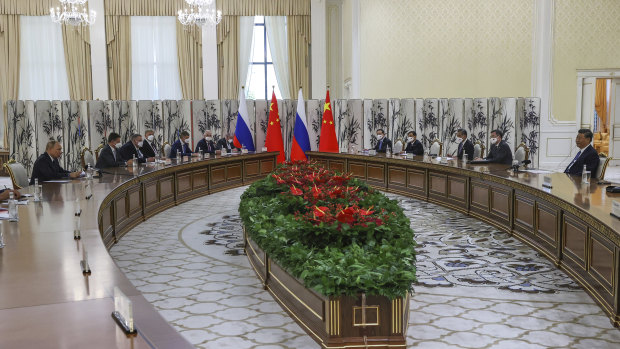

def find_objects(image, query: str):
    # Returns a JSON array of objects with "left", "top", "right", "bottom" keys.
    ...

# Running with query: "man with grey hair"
[
  {"left": 119, "top": 134, "right": 154, "bottom": 163},
  {"left": 140, "top": 129, "right": 157, "bottom": 157},
  {"left": 195, "top": 130, "right": 216, "bottom": 154},
  {"left": 216, "top": 133, "right": 240, "bottom": 153},
  {"left": 30, "top": 139, "right": 82, "bottom": 184}
]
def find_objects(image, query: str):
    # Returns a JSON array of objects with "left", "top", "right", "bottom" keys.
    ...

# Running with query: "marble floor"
[{"left": 104, "top": 186, "right": 620, "bottom": 348}]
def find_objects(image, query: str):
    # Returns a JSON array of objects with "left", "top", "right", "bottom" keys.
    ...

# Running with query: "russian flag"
[
  {"left": 233, "top": 87, "right": 255, "bottom": 151},
  {"left": 290, "top": 88, "right": 310, "bottom": 161}
]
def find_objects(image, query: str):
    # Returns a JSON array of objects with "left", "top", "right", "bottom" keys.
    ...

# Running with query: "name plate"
[
  {"left": 406, "top": 153, "right": 414, "bottom": 160},
  {"left": 542, "top": 176, "right": 552, "bottom": 188},
  {"left": 241, "top": 148, "right": 248, "bottom": 154},
  {"left": 112, "top": 287, "right": 136, "bottom": 334},
  {"left": 612, "top": 201, "right": 620, "bottom": 219},
  {"left": 369, "top": 150, "right": 377, "bottom": 156}
]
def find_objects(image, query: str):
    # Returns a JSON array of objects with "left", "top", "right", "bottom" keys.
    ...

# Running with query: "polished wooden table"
[
  {"left": 307, "top": 152, "right": 620, "bottom": 328},
  {"left": 0, "top": 152, "right": 277, "bottom": 348}
]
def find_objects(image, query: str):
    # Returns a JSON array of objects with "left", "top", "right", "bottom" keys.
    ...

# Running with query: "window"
[
  {"left": 131, "top": 16, "right": 182, "bottom": 100},
  {"left": 18, "top": 16, "right": 70, "bottom": 100},
  {"left": 246, "top": 16, "right": 282, "bottom": 100}
]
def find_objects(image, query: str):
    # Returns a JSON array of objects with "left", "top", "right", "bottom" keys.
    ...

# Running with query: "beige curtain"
[
  {"left": 218, "top": 0, "right": 310, "bottom": 16},
  {"left": 217, "top": 16, "right": 239, "bottom": 99},
  {"left": 62, "top": 25, "right": 92, "bottom": 100},
  {"left": 595, "top": 79, "right": 608, "bottom": 132},
  {"left": 177, "top": 22, "right": 203, "bottom": 100},
  {"left": 0, "top": 14, "right": 19, "bottom": 149},
  {"left": 105, "top": 0, "right": 186, "bottom": 16},
  {"left": 287, "top": 15, "right": 311, "bottom": 100},
  {"left": 106, "top": 15, "right": 131, "bottom": 100},
  {"left": 0, "top": 0, "right": 54, "bottom": 15}
]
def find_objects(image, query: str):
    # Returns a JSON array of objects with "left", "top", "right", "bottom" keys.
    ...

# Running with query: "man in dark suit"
[
  {"left": 404, "top": 131, "right": 424, "bottom": 155},
  {"left": 455, "top": 128, "right": 474, "bottom": 161},
  {"left": 30, "top": 140, "right": 82, "bottom": 184},
  {"left": 195, "top": 130, "right": 217, "bottom": 154},
  {"left": 374, "top": 129, "right": 392, "bottom": 153},
  {"left": 479, "top": 129, "right": 513, "bottom": 165},
  {"left": 169, "top": 131, "right": 193, "bottom": 158},
  {"left": 119, "top": 134, "right": 154, "bottom": 164},
  {"left": 140, "top": 129, "right": 157, "bottom": 158},
  {"left": 216, "top": 133, "right": 240, "bottom": 153},
  {"left": 565, "top": 128, "right": 599, "bottom": 176},
  {"left": 95, "top": 132, "right": 134, "bottom": 169}
]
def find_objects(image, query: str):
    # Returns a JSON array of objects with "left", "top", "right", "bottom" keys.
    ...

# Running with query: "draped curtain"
[
  {"left": 176, "top": 22, "right": 203, "bottom": 99},
  {"left": 595, "top": 79, "right": 608, "bottom": 132},
  {"left": 217, "top": 0, "right": 310, "bottom": 99},
  {"left": 106, "top": 15, "right": 131, "bottom": 100},
  {"left": 18, "top": 16, "right": 70, "bottom": 100},
  {"left": 238, "top": 16, "right": 255, "bottom": 95},
  {"left": 0, "top": 14, "right": 19, "bottom": 149},
  {"left": 63, "top": 24, "right": 92, "bottom": 100},
  {"left": 131, "top": 16, "right": 182, "bottom": 100},
  {"left": 265, "top": 16, "right": 291, "bottom": 99}
]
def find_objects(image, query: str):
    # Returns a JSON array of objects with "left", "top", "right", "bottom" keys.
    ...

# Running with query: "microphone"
[
  {"left": 522, "top": 160, "right": 531, "bottom": 166},
  {"left": 511, "top": 160, "right": 520, "bottom": 173}
]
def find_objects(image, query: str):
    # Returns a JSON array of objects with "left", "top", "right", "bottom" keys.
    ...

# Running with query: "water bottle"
[
  {"left": 386, "top": 146, "right": 392, "bottom": 157},
  {"left": 582, "top": 164, "right": 591, "bottom": 184},
  {"left": 33, "top": 178, "right": 41, "bottom": 202},
  {"left": 8, "top": 192, "right": 18, "bottom": 222},
  {"left": 199, "top": 147, "right": 204, "bottom": 160},
  {"left": 176, "top": 148, "right": 182, "bottom": 163},
  {"left": 86, "top": 164, "right": 93, "bottom": 180},
  {"left": 132, "top": 154, "right": 137, "bottom": 170}
]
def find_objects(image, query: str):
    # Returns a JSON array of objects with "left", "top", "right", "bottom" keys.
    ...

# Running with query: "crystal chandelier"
[
  {"left": 178, "top": 0, "right": 222, "bottom": 27},
  {"left": 50, "top": 0, "right": 96, "bottom": 26}
]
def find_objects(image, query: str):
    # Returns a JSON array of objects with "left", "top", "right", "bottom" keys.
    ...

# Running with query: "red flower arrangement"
[{"left": 272, "top": 161, "right": 392, "bottom": 230}]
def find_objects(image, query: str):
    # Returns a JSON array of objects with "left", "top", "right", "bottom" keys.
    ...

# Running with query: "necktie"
[
  {"left": 565, "top": 150, "right": 582, "bottom": 173},
  {"left": 379, "top": 140, "right": 383, "bottom": 150},
  {"left": 458, "top": 142, "right": 463, "bottom": 155},
  {"left": 137, "top": 148, "right": 143, "bottom": 159},
  {"left": 112, "top": 147, "right": 116, "bottom": 161}
]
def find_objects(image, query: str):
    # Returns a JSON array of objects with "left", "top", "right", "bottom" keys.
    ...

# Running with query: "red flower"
[
  {"left": 290, "top": 185, "right": 303, "bottom": 196},
  {"left": 313, "top": 206, "right": 329, "bottom": 218},
  {"left": 336, "top": 206, "right": 356, "bottom": 224}
]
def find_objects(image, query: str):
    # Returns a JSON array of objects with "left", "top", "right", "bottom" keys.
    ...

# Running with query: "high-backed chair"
[
  {"left": 81, "top": 147, "right": 96, "bottom": 170},
  {"left": 94, "top": 144, "right": 105, "bottom": 161},
  {"left": 162, "top": 142, "right": 171, "bottom": 158},
  {"left": 473, "top": 141, "right": 485, "bottom": 159},
  {"left": 596, "top": 153, "right": 611, "bottom": 180},
  {"left": 393, "top": 139, "right": 403, "bottom": 154},
  {"left": 3, "top": 159, "right": 29, "bottom": 189},
  {"left": 429, "top": 139, "right": 443, "bottom": 156},
  {"left": 514, "top": 142, "right": 530, "bottom": 166}
]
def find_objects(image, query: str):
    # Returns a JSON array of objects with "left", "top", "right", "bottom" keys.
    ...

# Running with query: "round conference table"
[{"left": 0, "top": 151, "right": 617, "bottom": 348}]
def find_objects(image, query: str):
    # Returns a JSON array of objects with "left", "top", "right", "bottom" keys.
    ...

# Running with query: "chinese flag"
[
  {"left": 319, "top": 90, "right": 339, "bottom": 152},
  {"left": 265, "top": 91, "right": 285, "bottom": 163}
]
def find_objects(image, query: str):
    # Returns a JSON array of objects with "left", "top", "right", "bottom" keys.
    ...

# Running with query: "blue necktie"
[
  {"left": 379, "top": 140, "right": 383, "bottom": 150},
  {"left": 565, "top": 150, "right": 581, "bottom": 173}
]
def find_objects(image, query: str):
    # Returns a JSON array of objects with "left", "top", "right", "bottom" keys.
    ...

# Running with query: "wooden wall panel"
[
  {"left": 260, "top": 159, "right": 274, "bottom": 174},
  {"left": 349, "top": 162, "right": 366, "bottom": 179}
]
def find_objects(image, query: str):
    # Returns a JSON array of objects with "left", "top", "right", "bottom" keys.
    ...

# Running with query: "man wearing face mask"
[
  {"left": 195, "top": 130, "right": 216, "bottom": 154},
  {"left": 404, "top": 131, "right": 424, "bottom": 156},
  {"left": 454, "top": 128, "right": 474, "bottom": 161},
  {"left": 96, "top": 133, "right": 134, "bottom": 168},
  {"left": 119, "top": 134, "right": 154, "bottom": 163},
  {"left": 169, "top": 131, "right": 193, "bottom": 158},
  {"left": 216, "top": 133, "right": 240, "bottom": 153},
  {"left": 477, "top": 129, "right": 512, "bottom": 165},
  {"left": 373, "top": 129, "right": 392, "bottom": 153},
  {"left": 140, "top": 129, "right": 157, "bottom": 158}
]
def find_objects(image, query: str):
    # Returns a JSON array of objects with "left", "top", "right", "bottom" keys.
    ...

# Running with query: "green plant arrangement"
[{"left": 239, "top": 161, "right": 416, "bottom": 299}]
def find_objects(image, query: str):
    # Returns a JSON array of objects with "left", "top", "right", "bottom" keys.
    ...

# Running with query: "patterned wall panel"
[
  {"left": 221, "top": 99, "right": 239, "bottom": 140},
  {"left": 417, "top": 99, "right": 439, "bottom": 152},
  {"left": 35, "top": 100, "right": 64, "bottom": 161},
  {"left": 465, "top": 98, "right": 489, "bottom": 152},
  {"left": 334, "top": 99, "right": 347, "bottom": 149},
  {"left": 63, "top": 100, "right": 88, "bottom": 171},
  {"left": 88, "top": 100, "right": 113, "bottom": 149},
  {"left": 114, "top": 100, "right": 137, "bottom": 145},
  {"left": 254, "top": 99, "right": 269, "bottom": 150},
  {"left": 278, "top": 99, "right": 297, "bottom": 159},
  {"left": 387, "top": 99, "right": 400, "bottom": 143},
  {"left": 489, "top": 97, "right": 517, "bottom": 154},
  {"left": 7, "top": 100, "right": 36, "bottom": 175},
  {"left": 517, "top": 97, "right": 541, "bottom": 168},
  {"left": 439, "top": 98, "right": 464, "bottom": 157},
  {"left": 307, "top": 99, "right": 323, "bottom": 151},
  {"left": 165, "top": 100, "right": 191, "bottom": 148},
  {"left": 365, "top": 99, "right": 389, "bottom": 149},
  {"left": 344, "top": 99, "right": 363, "bottom": 152},
  {"left": 393, "top": 99, "right": 415, "bottom": 145}
]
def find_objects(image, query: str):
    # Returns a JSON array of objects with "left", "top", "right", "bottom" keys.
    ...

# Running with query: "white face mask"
[
  {"left": 456, "top": 137, "right": 463, "bottom": 144},
  {"left": 228, "top": 139, "right": 233, "bottom": 143},
  {"left": 184, "top": 138, "right": 190, "bottom": 144},
  {"left": 147, "top": 135, "right": 154, "bottom": 142},
  {"left": 205, "top": 136, "right": 213, "bottom": 141},
  {"left": 490, "top": 137, "right": 498, "bottom": 145},
  {"left": 113, "top": 142, "right": 120, "bottom": 149},
  {"left": 137, "top": 141, "right": 144, "bottom": 147},
  {"left": 407, "top": 137, "right": 414, "bottom": 143},
  {"left": 376, "top": 134, "right": 383, "bottom": 140}
]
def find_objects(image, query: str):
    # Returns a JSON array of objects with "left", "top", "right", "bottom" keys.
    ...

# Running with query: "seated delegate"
[{"left": 30, "top": 140, "right": 82, "bottom": 184}]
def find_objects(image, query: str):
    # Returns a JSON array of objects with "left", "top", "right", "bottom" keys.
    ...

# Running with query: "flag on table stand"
[
  {"left": 265, "top": 90, "right": 285, "bottom": 163},
  {"left": 233, "top": 87, "right": 255, "bottom": 151},
  {"left": 319, "top": 89, "right": 338, "bottom": 152},
  {"left": 291, "top": 88, "right": 311, "bottom": 161}
]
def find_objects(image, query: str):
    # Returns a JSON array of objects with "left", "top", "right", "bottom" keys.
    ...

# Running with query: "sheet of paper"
[
  {"left": 44, "top": 180, "right": 71, "bottom": 183},
  {"left": 523, "top": 169, "right": 553, "bottom": 174}
]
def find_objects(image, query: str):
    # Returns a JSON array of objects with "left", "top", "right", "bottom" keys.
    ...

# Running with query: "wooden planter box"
[{"left": 245, "top": 230, "right": 409, "bottom": 348}]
